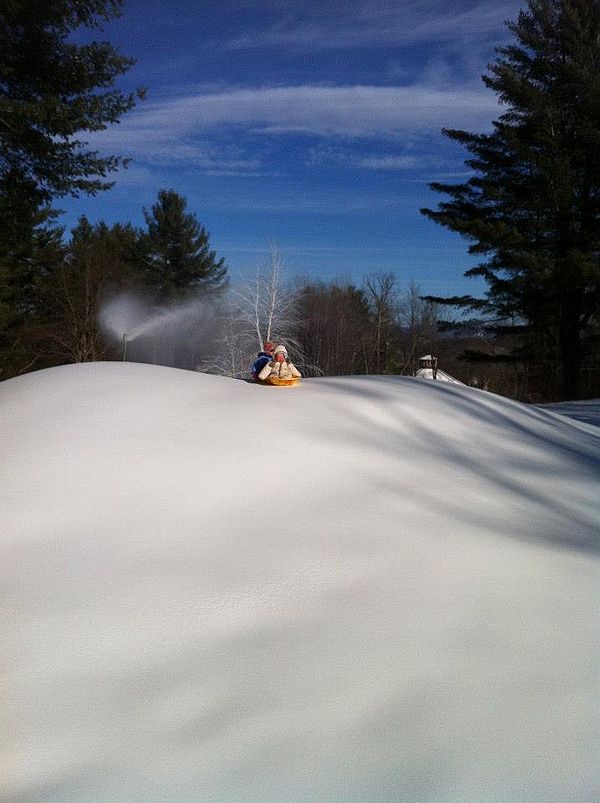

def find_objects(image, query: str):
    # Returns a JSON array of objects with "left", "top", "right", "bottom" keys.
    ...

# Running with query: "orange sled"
[{"left": 261, "top": 376, "right": 301, "bottom": 387}]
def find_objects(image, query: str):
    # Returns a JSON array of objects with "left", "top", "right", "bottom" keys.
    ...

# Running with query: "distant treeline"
[{"left": 0, "top": 186, "right": 576, "bottom": 401}]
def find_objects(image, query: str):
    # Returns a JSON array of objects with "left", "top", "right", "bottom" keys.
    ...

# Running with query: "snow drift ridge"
[{"left": 2, "top": 362, "right": 599, "bottom": 803}]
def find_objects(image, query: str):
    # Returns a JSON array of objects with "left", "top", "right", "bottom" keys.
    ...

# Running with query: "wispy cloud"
[
  {"left": 222, "top": 0, "right": 522, "bottom": 52},
  {"left": 89, "top": 127, "right": 262, "bottom": 176},
  {"left": 306, "top": 144, "right": 421, "bottom": 171},
  {"left": 356, "top": 155, "right": 419, "bottom": 170},
  {"left": 190, "top": 189, "right": 416, "bottom": 215},
  {"left": 91, "top": 82, "right": 499, "bottom": 171}
]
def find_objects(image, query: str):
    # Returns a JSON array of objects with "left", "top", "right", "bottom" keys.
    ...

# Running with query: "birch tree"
[{"left": 199, "top": 245, "right": 305, "bottom": 378}]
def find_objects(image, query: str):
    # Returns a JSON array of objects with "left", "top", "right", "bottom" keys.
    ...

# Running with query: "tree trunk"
[{"left": 558, "top": 296, "right": 582, "bottom": 400}]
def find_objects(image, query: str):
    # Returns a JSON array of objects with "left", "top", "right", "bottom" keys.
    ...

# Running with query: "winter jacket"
[
  {"left": 251, "top": 352, "right": 272, "bottom": 378},
  {"left": 258, "top": 358, "right": 301, "bottom": 381}
]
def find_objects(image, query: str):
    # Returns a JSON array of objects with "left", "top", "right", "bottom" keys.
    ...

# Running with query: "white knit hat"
[{"left": 273, "top": 344, "right": 288, "bottom": 357}]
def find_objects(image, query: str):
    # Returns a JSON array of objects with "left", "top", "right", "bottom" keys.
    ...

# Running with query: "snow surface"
[
  {"left": 2, "top": 362, "right": 599, "bottom": 803},
  {"left": 415, "top": 368, "right": 464, "bottom": 385},
  {"left": 537, "top": 399, "right": 600, "bottom": 429}
]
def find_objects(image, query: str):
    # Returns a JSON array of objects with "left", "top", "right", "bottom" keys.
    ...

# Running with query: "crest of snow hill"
[{"left": 2, "top": 362, "right": 599, "bottom": 803}]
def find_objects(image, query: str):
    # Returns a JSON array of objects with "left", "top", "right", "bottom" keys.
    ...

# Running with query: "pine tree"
[
  {"left": 0, "top": 0, "right": 143, "bottom": 208},
  {"left": 0, "top": 191, "right": 64, "bottom": 377},
  {"left": 421, "top": 0, "right": 600, "bottom": 399},
  {"left": 143, "top": 190, "right": 228, "bottom": 302},
  {"left": 0, "top": 0, "right": 142, "bottom": 376}
]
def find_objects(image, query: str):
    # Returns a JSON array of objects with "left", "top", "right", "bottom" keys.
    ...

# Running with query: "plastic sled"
[{"left": 261, "top": 376, "right": 301, "bottom": 387}]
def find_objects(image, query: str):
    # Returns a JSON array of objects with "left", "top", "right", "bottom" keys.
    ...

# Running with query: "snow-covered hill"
[{"left": 2, "top": 363, "right": 599, "bottom": 803}]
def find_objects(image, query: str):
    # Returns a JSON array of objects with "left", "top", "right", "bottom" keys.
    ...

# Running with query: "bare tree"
[
  {"left": 232, "top": 244, "right": 303, "bottom": 351},
  {"left": 199, "top": 245, "right": 305, "bottom": 378},
  {"left": 196, "top": 304, "right": 256, "bottom": 378},
  {"left": 40, "top": 249, "right": 113, "bottom": 364},
  {"left": 298, "top": 281, "right": 372, "bottom": 376},
  {"left": 364, "top": 272, "right": 398, "bottom": 374},
  {"left": 396, "top": 281, "right": 438, "bottom": 374}
]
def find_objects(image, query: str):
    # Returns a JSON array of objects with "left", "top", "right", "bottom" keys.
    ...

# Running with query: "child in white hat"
[{"left": 258, "top": 344, "right": 301, "bottom": 381}]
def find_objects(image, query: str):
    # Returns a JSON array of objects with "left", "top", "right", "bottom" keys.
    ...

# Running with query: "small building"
[
  {"left": 418, "top": 354, "right": 438, "bottom": 376},
  {"left": 416, "top": 354, "right": 464, "bottom": 385}
]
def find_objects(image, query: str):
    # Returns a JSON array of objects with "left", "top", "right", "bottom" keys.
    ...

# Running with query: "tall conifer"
[
  {"left": 143, "top": 190, "right": 228, "bottom": 302},
  {"left": 0, "top": 0, "right": 142, "bottom": 376},
  {"left": 0, "top": 0, "right": 143, "bottom": 207},
  {"left": 421, "top": 0, "right": 600, "bottom": 399}
]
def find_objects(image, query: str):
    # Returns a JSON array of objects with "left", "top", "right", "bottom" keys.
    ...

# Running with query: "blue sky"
[{"left": 62, "top": 0, "right": 525, "bottom": 295}]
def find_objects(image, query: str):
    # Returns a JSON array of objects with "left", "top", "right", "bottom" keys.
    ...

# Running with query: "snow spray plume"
[
  {"left": 98, "top": 292, "right": 220, "bottom": 370},
  {"left": 98, "top": 293, "right": 150, "bottom": 346}
]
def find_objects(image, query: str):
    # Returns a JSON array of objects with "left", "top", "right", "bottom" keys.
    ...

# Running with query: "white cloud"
[
  {"left": 306, "top": 145, "right": 421, "bottom": 171},
  {"left": 91, "top": 83, "right": 499, "bottom": 167},
  {"left": 222, "top": 0, "right": 522, "bottom": 52},
  {"left": 89, "top": 126, "right": 263, "bottom": 176},
  {"left": 107, "top": 163, "right": 155, "bottom": 187},
  {"left": 356, "top": 155, "right": 419, "bottom": 170}
]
